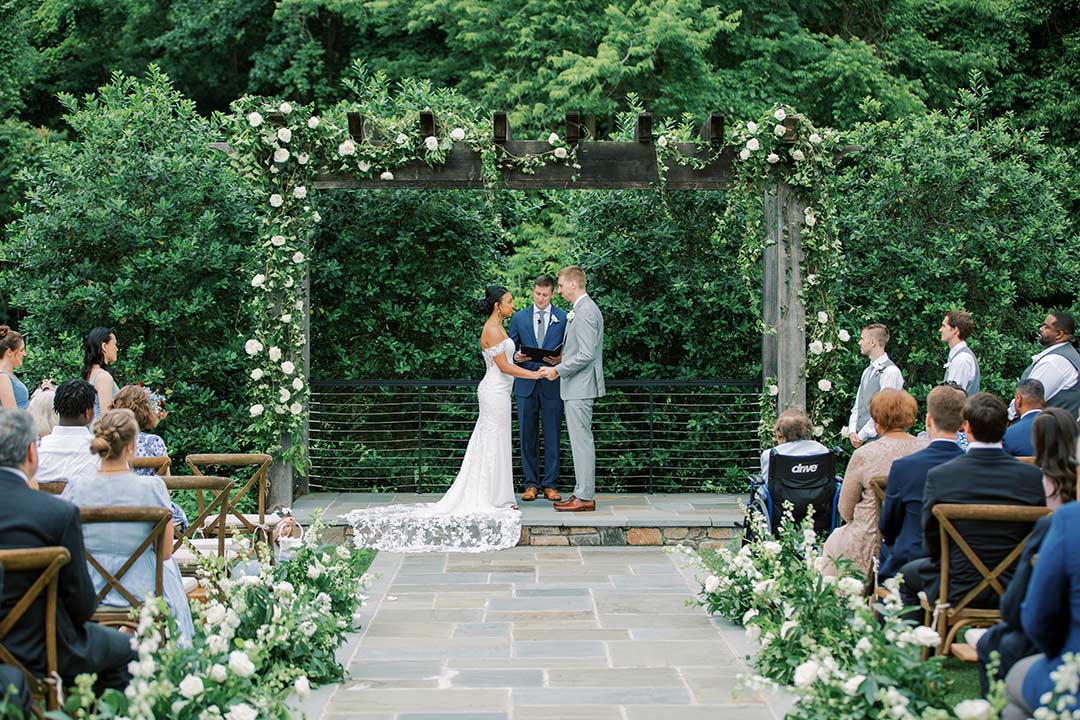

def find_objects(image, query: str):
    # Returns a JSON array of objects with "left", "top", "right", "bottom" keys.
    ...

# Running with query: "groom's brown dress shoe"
[
  {"left": 555, "top": 497, "right": 595, "bottom": 512},
  {"left": 543, "top": 488, "right": 562, "bottom": 502},
  {"left": 553, "top": 495, "right": 576, "bottom": 509},
  {"left": 522, "top": 487, "right": 539, "bottom": 501}
]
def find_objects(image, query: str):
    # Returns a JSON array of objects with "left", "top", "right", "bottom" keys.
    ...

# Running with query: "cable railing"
[{"left": 308, "top": 379, "right": 762, "bottom": 494}]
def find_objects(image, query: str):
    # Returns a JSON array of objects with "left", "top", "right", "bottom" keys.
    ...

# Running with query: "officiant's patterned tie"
[{"left": 536, "top": 311, "right": 547, "bottom": 345}]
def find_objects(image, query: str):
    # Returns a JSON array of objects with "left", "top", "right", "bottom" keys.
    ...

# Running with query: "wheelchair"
[{"left": 744, "top": 448, "right": 843, "bottom": 541}]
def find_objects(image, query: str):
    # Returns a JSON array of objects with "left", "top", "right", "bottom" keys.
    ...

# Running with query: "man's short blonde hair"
[{"left": 558, "top": 265, "right": 587, "bottom": 289}]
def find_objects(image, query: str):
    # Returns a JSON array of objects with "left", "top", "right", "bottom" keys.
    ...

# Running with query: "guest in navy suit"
[
  {"left": 1003, "top": 378, "right": 1044, "bottom": 457},
  {"left": 508, "top": 275, "right": 567, "bottom": 502},
  {"left": 879, "top": 384, "right": 966, "bottom": 579},
  {"left": 1001, "top": 501, "right": 1080, "bottom": 719}
]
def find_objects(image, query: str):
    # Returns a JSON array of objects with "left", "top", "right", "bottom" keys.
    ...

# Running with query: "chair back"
[
  {"left": 77, "top": 507, "right": 170, "bottom": 613},
  {"left": 0, "top": 547, "right": 71, "bottom": 714},
  {"left": 131, "top": 456, "right": 171, "bottom": 476},
  {"left": 164, "top": 476, "right": 233, "bottom": 561},
  {"left": 766, "top": 450, "right": 837, "bottom": 534},
  {"left": 185, "top": 454, "right": 271, "bottom": 533},
  {"left": 1017, "top": 456, "right": 1037, "bottom": 465},
  {"left": 871, "top": 475, "right": 887, "bottom": 514},
  {"left": 36, "top": 482, "right": 66, "bottom": 496}
]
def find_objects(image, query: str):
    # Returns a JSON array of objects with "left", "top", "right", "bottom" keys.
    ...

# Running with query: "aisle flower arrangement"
[{"left": 54, "top": 517, "right": 373, "bottom": 720}]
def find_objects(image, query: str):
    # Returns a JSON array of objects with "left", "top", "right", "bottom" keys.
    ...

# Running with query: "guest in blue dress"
[
  {"left": 0, "top": 326, "right": 29, "bottom": 410},
  {"left": 82, "top": 327, "right": 120, "bottom": 419},
  {"left": 61, "top": 408, "right": 194, "bottom": 642}
]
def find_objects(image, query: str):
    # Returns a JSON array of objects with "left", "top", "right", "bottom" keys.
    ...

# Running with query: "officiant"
[{"left": 509, "top": 274, "right": 567, "bottom": 502}]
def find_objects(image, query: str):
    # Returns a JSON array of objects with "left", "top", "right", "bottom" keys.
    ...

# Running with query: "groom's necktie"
[{"left": 536, "top": 311, "right": 547, "bottom": 346}]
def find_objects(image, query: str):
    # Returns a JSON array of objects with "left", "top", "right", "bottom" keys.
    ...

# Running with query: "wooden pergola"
[{"left": 226, "top": 110, "right": 816, "bottom": 506}]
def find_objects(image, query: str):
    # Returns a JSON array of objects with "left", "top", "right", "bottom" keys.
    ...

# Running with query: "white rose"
[
  {"left": 251, "top": 274, "right": 265, "bottom": 288},
  {"left": 250, "top": 368, "right": 264, "bottom": 381},
  {"left": 813, "top": 425, "right": 824, "bottom": 437},
  {"left": 809, "top": 340, "right": 824, "bottom": 355},
  {"left": 818, "top": 379, "right": 833, "bottom": 392},
  {"left": 450, "top": 127, "right": 465, "bottom": 141},
  {"left": 547, "top": 132, "right": 559, "bottom": 145},
  {"left": 270, "top": 234, "right": 286, "bottom": 247},
  {"left": 793, "top": 659, "right": 819, "bottom": 688},
  {"left": 294, "top": 675, "right": 311, "bottom": 698},
  {"left": 274, "top": 148, "right": 290, "bottom": 163},
  {"left": 280, "top": 313, "right": 292, "bottom": 324},
  {"left": 293, "top": 185, "right": 307, "bottom": 199},
  {"left": 817, "top": 311, "right": 829, "bottom": 323},
  {"left": 739, "top": 148, "right": 750, "bottom": 161},
  {"left": 657, "top": 135, "right": 668, "bottom": 148},
  {"left": 277, "top": 127, "right": 292, "bottom": 143},
  {"left": 292, "top": 377, "right": 303, "bottom": 390},
  {"left": 209, "top": 664, "right": 227, "bottom": 682},
  {"left": 809, "top": 132, "right": 823, "bottom": 145},
  {"left": 279, "top": 388, "right": 290, "bottom": 403},
  {"left": 297, "top": 152, "right": 309, "bottom": 165},
  {"left": 249, "top": 404, "right": 263, "bottom": 417},
  {"left": 269, "top": 194, "right": 284, "bottom": 208},
  {"left": 275, "top": 404, "right": 286, "bottom": 414},
  {"left": 307, "top": 116, "right": 320, "bottom": 129},
  {"left": 704, "top": 575, "right": 720, "bottom": 593},
  {"left": 206, "top": 634, "right": 228, "bottom": 654},
  {"left": 843, "top": 675, "right": 865, "bottom": 695},
  {"left": 806, "top": 273, "right": 817, "bottom": 285},
  {"left": 358, "top": 160, "right": 370, "bottom": 172},
  {"left": 290, "top": 402, "right": 303, "bottom": 415},
  {"left": 225, "top": 703, "right": 258, "bottom": 720},
  {"left": 308, "top": 565, "right": 322, "bottom": 579},
  {"left": 247, "top": 112, "right": 263, "bottom": 127},
  {"left": 228, "top": 651, "right": 256, "bottom": 678},
  {"left": 805, "top": 213, "right": 817, "bottom": 226},
  {"left": 275, "top": 581, "right": 294, "bottom": 596},
  {"left": 284, "top": 276, "right": 294, "bottom": 288},
  {"left": 179, "top": 674, "right": 204, "bottom": 699},
  {"left": 954, "top": 699, "right": 994, "bottom": 720},
  {"left": 204, "top": 604, "right": 227, "bottom": 626},
  {"left": 395, "top": 133, "right": 408, "bottom": 145},
  {"left": 792, "top": 149, "right": 806, "bottom": 161},
  {"left": 268, "top": 346, "right": 282, "bottom": 362},
  {"left": 281, "top": 361, "right": 295, "bottom": 375},
  {"left": 768, "top": 384, "right": 779, "bottom": 396},
  {"left": 747, "top": 121, "right": 758, "bottom": 134},
  {"left": 312, "top": 212, "right": 321, "bottom": 223},
  {"left": 838, "top": 329, "right": 851, "bottom": 342},
  {"left": 746, "top": 138, "right": 760, "bottom": 151},
  {"left": 774, "top": 108, "right": 787, "bottom": 121},
  {"left": 554, "top": 146, "right": 568, "bottom": 159},
  {"left": 338, "top": 140, "right": 356, "bottom": 156},
  {"left": 774, "top": 124, "right": 787, "bottom": 137},
  {"left": 279, "top": 102, "right": 292, "bottom": 114},
  {"left": 766, "top": 153, "right": 780, "bottom": 164},
  {"left": 838, "top": 576, "right": 863, "bottom": 598},
  {"left": 824, "top": 342, "right": 834, "bottom": 353},
  {"left": 244, "top": 339, "right": 263, "bottom": 355},
  {"left": 424, "top": 135, "right": 438, "bottom": 151},
  {"left": 911, "top": 625, "right": 941, "bottom": 648},
  {"left": 293, "top": 251, "right": 305, "bottom": 264},
  {"left": 380, "top": 171, "right": 394, "bottom": 181}
]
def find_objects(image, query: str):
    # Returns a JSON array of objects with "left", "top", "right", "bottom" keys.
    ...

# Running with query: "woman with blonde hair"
[{"left": 61, "top": 408, "right": 194, "bottom": 640}]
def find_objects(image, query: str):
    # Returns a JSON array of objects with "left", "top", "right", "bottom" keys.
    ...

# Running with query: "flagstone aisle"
[{"left": 298, "top": 546, "right": 792, "bottom": 720}]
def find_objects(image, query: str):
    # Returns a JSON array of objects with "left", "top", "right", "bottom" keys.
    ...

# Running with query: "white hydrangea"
[
  {"left": 204, "top": 604, "right": 227, "bottom": 626},
  {"left": 837, "top": 576, "right": 863, "bottom": 598},
  {"left": 911, "top": 625, "right": 941, "bottom": 648},
  {"left": 762, "top": 540, "right": 781, "bottom": 555}
]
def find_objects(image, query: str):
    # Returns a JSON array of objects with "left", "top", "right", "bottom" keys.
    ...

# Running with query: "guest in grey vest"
[
  {"left": 940, "top": 310, "right": 980, "bottom": 396},
  {"left": 538, "top": 265, "right": 604, "bottom": 512},
  {"left": 846, "top": 323, "right": 904, "bottom": 448},
  {"left": 1009, "top": 311, "right": 1080, "bottom": 419}
]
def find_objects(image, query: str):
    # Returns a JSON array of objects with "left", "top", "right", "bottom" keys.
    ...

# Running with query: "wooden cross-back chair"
[
  {"left": 922, "top": 503, "right": 1052, "bottom": 656},
  {"left": 78, "top": 507, "right": 170, "bottom": 632},
  {"left": 870, "top": 475, "right": 887, "bottom": 514},
  {"left": 1017, "top": 456, "right": 1037, "bottom": 465},
  {"left": 0, "top": 547, "right": 71, "bottom": 717},
  {"left": 164, "top": 476, "right": 232, "bottom": 572},
  {"left": 131, "top": 455, "right": 171, "bottom": 476},
  {"left": 36, "top": 482, "right": 66, "bottom": 496},
  {"left": 184, "top": 454, "right": 275, "bottom": 538}
]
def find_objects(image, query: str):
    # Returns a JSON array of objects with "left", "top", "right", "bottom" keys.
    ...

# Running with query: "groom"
[{"left": 539, "top": 265, "right": 605, "bottom": 512}]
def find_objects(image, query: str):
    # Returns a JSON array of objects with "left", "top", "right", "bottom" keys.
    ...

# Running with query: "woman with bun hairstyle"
[
  {"left": 61, "top": 408, "right": 194, "bottom": 641},
  {"left": 0, "top": 326, "right": 29, "bottom": 410},
  {"left": 82, "top": 327, "right": 119, "bottom": 419}
]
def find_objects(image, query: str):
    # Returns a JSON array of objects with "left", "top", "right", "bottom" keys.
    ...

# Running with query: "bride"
[{"left": 344, "top": 286, "right": 542, "bottom": 552}]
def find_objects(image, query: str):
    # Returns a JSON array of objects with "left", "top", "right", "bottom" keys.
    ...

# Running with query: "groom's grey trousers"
[{"left": 564, "top": 398, "right": 595, "bottom": 501}]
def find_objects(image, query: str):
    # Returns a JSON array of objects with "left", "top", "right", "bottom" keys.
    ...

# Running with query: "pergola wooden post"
[{"left": 253, "top": 111, "right": 812, "bottom": 506}]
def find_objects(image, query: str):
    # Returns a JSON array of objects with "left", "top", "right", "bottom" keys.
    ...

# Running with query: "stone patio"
[
  {"left": 293, "top": 545, "right": 793, "bottom": 720},
  {"left": 291, "top": 493, "right": 747, "bottom": 548}
]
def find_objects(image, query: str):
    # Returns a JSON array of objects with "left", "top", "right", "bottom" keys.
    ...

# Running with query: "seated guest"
[
  {"left": 898, "top": 392, "right": 1046, "bottom": 612},
  {"left": 1033, "top": 407, "right": 1078, "bottom": 510},
  {"left": 0, "top": 568, "right": 31, "bottom": 719},
  {"left": 879, "top": 384, "right": 966, "bottom": 579},
  {"left": 27, "top": 385, "right": 58, "bottom": 438},
  {"left": 0, "top": 408, "right": 135, "bottom": 693},
  {"left": 110, "top": 385, "right": 188, "bottom": 532},
  {"left": 35, "top": 379, "right": 97, "bottom": 485},
  {"left": 759, "top": 407, "right": 828, "bottom": 479},
  {"left": 1001, "top": 502, "right": 1080, "bottom": 719},
  {"left": 1003, "top": 379, "right": 1045, "bottom": 457},
  {"left": 824, "top": 389, "right": 928, "bottom": 577},
  {"left": 61, "top": 409, "right": 195, "bottom": 641}
]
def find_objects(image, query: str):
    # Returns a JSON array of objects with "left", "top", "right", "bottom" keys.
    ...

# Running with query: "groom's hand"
[{"left": 538, "top": 366, "right": 559, "bottom": 381}]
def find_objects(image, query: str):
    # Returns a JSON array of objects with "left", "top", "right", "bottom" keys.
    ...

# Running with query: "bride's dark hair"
[{"left": 478, "top": 285, "right": 508, "bottom": 315}]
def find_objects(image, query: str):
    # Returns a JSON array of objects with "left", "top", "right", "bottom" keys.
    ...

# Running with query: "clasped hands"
[{"left": 514, "top": 351, "right": 560, "bottom": 381}]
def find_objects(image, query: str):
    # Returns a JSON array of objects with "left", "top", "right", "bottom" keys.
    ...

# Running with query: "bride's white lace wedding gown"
[{"left": 343, "top": 337, "right": 522, "bottom": 552}]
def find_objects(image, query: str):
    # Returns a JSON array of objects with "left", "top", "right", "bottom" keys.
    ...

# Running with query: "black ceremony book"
[{"left": 519, "top": 343, "right": 562, "bottom": 363}]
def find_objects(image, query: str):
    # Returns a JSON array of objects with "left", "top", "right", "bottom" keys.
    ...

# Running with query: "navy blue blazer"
[
  {"left": 879, "top": 440, "right": 964, "bottom": 578},
  {"left": 508, "top": 304, "right": 567, "bottom": 398},
  {"left": 1002, "top": 410, "right": 1040, "bottom": 457}
]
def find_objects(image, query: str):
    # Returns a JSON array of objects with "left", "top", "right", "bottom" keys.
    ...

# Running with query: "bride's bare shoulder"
[{"left": 480, "top": 322, "right": 508, "bottom": 350}]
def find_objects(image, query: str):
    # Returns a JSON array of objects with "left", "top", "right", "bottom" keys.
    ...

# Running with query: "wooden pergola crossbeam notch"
[{"left": 313, "top": 111, "right": 733, "bottom": 190}]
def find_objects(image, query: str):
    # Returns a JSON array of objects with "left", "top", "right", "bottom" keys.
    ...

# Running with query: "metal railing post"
[
  {"left": 647, "top": 387, "right": 655, "bottom": 494},
  {"left": 417, "top": 386, "right": 424, "bottom": 492}
]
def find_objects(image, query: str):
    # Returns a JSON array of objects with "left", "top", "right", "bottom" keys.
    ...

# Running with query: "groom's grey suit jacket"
[{"left": 556, "top": 295, "right": 605, "bottom": 400}]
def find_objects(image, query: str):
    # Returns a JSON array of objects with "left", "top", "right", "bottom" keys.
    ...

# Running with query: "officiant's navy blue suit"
[{"left": 509, "top": 304, "right": 567, "bottom": 490}]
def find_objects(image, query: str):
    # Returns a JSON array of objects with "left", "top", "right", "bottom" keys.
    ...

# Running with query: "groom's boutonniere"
[{"left": 567, "top": 310, "right": 576, "bottom": 322}]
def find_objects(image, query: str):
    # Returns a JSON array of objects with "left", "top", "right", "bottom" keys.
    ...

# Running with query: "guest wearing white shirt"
[
  {"left": 1009, "top": 312, "right": 1080, "bottom": 419},
  {"left": 760, "top": 408, "right": 829, "bottom": 479},
  {"left": 35, "top": 379, "right": 98, "bottom": 485},
  {"left": 940, "top": 311, "right": 980, "bottom": 395},
  {"left": 846, "top": 323, "right": 904, "bottom": 447}
]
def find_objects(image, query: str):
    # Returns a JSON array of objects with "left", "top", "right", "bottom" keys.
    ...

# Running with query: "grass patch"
[{"left": 941, "top": 656, "right": 983, "bottom": 707}]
